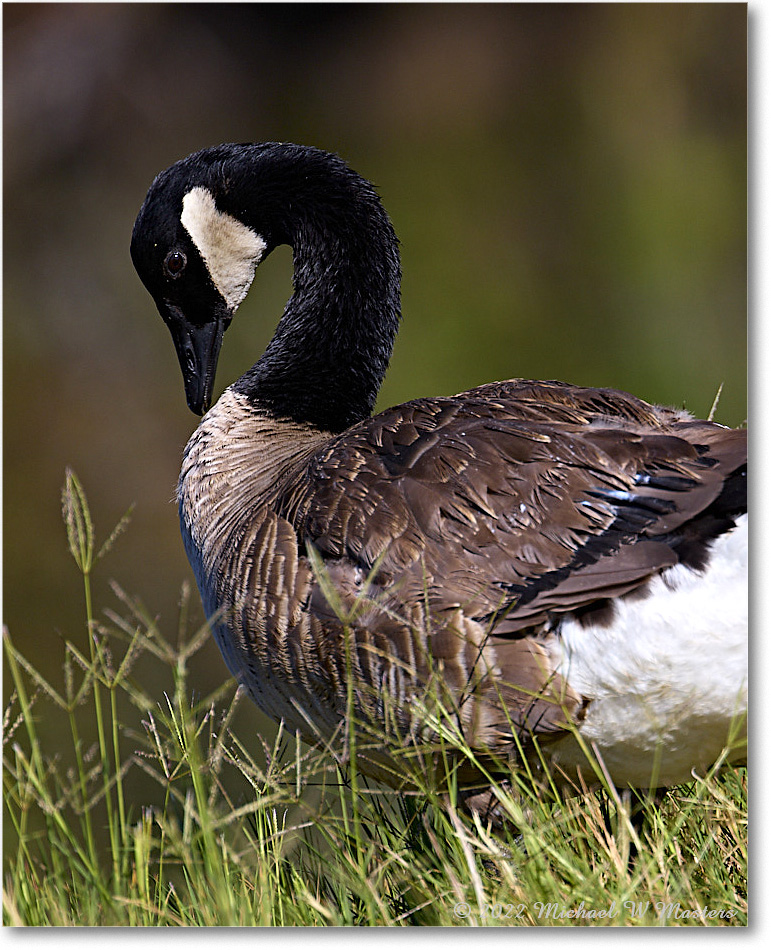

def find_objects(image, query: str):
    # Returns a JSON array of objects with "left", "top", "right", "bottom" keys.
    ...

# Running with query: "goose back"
[{"left": 178, "top": 376, "right": 746, "bottom": 786}]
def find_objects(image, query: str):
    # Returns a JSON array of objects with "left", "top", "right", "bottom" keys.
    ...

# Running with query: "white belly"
[{"left": 548, "top": 515, "right": 748, "bottom": 787}]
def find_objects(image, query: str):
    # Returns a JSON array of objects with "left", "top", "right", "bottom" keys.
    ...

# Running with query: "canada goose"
[{"left": 131, "top": 143, "right": 747, "bottom": 803}]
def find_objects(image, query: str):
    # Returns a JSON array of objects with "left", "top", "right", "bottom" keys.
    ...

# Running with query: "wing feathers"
[{"left": 225, "top": 380, "right": 745, "bottom": 754}]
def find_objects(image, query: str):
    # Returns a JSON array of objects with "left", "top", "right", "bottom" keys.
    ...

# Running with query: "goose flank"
[{"left": 131, "top": 143, "right": 747, "bottom": 798}]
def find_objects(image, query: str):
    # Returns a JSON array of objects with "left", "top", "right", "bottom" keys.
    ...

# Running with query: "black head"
[
  {"left": 132, "top": 143, "right": 402, "bottom": 429},
  {"left": 131, "top": 145, "right": 276, "bottom": 414}
]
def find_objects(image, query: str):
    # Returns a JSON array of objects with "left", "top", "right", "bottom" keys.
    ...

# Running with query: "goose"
[{"left": 131, "top": 142, "right": 747, "bottom": 808}]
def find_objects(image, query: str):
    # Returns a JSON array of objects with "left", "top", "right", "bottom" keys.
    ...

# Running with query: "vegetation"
[{"left": 3, "top": 472, "right": 747, "bottom": 926}]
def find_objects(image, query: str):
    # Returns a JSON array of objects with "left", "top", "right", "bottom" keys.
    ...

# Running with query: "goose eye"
[{"left": 164, "top": 249, "right": 187, "bottom": 277}]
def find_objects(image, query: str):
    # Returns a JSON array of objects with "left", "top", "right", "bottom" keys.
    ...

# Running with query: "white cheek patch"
[{"left": 181, "top": 186, "right": 267, "bottom": 310}]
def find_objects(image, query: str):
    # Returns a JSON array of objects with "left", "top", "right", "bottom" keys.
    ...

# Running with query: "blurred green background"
[{"left": 3, "top": 3, "right": 746, "bottom": 782}]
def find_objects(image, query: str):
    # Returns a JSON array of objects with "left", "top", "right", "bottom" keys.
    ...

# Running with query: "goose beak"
[{"left": 162, "top": 303, "right": 228, "bottom": 415}]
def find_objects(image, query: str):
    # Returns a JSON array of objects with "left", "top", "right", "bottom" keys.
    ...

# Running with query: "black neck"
[{"left": 226, "top": 145, "right": 402, "bottom": 433}]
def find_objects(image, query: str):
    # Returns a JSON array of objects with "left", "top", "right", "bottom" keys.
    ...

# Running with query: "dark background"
[{"left": 3, "top": 3, "right": 746, "bottom": 778}]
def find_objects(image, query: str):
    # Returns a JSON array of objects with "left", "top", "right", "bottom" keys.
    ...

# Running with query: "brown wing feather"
[
  {"left": 286, "top": 380, "right": 743, "bottom": 610},
  {"left": 273, "top": 379, "right": 745, "bottom": 749}
]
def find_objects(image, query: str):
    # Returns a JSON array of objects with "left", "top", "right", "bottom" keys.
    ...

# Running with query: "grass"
[{"left": 3, "top": 471, "right": 747, "bottom": 926}]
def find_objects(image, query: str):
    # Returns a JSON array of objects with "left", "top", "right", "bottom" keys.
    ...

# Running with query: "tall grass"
[{"left": 3, "top": 472, "right": 747, "bottom": 926}]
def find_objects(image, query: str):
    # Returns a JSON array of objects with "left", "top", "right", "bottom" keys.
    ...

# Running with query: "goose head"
[
  {"left": 130, "top": 145, "right": 276, "bottom": 414},
  {"left": 131, "top": 143, "right": 401, "bottom": 427}
]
